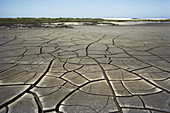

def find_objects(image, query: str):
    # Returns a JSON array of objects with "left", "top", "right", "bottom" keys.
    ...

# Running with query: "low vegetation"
[
  {"left": 0, "top": 18, "right": 170, "bottom": 25},
  {"left": 0, "top": 18, "right": 104, "bottom": 25}
]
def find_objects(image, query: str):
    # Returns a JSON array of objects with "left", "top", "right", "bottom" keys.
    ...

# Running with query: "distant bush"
[{"left": 0, "top": 18, "right": 105, "bottom": 25}]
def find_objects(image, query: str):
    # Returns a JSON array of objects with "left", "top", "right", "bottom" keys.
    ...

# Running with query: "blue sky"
[{"left": 0, "top": 0, "right": 170, "bottom": 18}]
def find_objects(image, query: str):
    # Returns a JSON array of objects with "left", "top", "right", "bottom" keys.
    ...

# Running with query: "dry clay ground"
[{"left": 0, "top": 25, "right": 170, "bottom": 113}]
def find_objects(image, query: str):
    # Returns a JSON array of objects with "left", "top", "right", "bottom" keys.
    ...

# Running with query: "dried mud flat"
[{"left": 0, "top": 24, "right": 170, "bottom": 113}]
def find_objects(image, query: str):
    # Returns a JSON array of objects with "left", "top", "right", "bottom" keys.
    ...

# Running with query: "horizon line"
[{"left": 0, "top": 16, "right": 170, "bottom": 19}]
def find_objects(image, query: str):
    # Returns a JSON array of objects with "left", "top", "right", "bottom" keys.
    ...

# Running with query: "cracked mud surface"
[{"left": 0, "top": 25, "right": 170, "bottom": 113}]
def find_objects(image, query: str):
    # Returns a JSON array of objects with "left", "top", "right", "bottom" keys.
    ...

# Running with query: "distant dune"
[{"left": 103, "top": 18, "right": 169, "bottom": 20}]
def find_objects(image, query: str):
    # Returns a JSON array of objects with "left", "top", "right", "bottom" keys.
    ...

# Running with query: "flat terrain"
[{"left": 0, "top": 24, "right": 170, "bottom": 113}]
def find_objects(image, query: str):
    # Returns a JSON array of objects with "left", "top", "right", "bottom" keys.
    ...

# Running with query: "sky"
[{"left": 0, "top": 0, "right": 170, "bottom": 18}]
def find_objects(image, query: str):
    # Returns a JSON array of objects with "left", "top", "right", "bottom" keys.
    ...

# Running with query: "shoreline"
[{"left": 0, "top": 21, "right": 170, "bottom": 29}]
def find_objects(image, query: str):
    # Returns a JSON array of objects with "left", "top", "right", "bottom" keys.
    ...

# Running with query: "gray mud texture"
[{"left": 0, "top": 24, "right": 170, "bottom": 113}]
